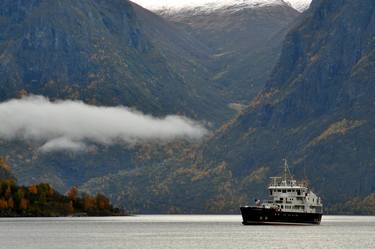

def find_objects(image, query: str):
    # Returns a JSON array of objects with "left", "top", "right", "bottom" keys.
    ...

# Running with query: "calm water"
[{"left": 0, "top": 215, "right": 374, "bottom": 249}]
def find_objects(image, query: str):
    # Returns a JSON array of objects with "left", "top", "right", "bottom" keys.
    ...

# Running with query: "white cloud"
[
  {"left": 39, "top": 137, "right": 87, "bottom": 153},
  {"left": 0, "top": 96, "right": 208, "bottom": 152},
  {"left": 132, "top": 0, "right": 311, "bottom": 12}
]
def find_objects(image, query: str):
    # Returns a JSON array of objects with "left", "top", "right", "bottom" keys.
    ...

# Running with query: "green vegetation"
[
  {"left": 0, "top": 0, "right": 374, "bottom": 215},
  {"left": 0, "top": 179, "right": 123, "bottom": 217},
  {"left": 329, "top": 194, "right": 375, "bottom": 215}
]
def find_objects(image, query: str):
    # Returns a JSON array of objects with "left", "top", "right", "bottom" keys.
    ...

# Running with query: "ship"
[{"left": 240, "top": 159, "right": 323, "bottom": 225}]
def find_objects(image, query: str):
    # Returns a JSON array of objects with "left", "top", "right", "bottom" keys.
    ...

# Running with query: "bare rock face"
[
  {"left": 198, "top": 0, "right": 375, "bottom": 207},
  {"left": 2, "top": 0, "right": 373, "bottom": 213},
  {"left": 156, "top": 2, "right": 300, "bottom": 103},
  {"left": 0, "top": 0, "right": 228, "bottom": 121},
  {"left": 0, "top": 0, "right": 230, "bottom": 196},
  {"left": 81, "top": 0, "right": 375, "bottom": 213}
]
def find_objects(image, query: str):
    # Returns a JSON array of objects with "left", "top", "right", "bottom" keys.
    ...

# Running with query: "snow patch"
[{"left": 132, "top": 0, "right": 311, "bottom": 13}]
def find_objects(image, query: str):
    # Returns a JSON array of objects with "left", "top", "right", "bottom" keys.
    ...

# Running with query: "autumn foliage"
[{"left": 0, "top": 180, "right": 122, "bottom": 217}]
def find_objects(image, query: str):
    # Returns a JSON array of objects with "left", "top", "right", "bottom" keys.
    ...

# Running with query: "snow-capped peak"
[
  {"left": 285, "top": 0, "right": 311, "bottom": 12},
  {"left": 132, "top": 0, "right": 312, "bottom": 13}
]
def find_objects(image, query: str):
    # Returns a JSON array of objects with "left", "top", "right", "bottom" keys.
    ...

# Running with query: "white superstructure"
[{"left": 261, "top": 160, "right": 323, "bottom": 214}]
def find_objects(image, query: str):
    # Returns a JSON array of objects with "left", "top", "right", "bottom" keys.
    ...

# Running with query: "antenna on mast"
[
  {"left": 282, "top": 159, "right": 293, "bottom": 181},
  {"left": 283, "top": 159, "right": 288, "bottom": 181}
]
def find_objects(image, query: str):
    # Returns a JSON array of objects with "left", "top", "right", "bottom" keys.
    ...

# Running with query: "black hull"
[{"left": 240, "top": 206, "right": 322, "bottom": 225}]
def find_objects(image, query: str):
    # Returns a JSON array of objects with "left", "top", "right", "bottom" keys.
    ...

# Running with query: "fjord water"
[{"left": 0, "top": 216, "right": 374, "bottom": 249}]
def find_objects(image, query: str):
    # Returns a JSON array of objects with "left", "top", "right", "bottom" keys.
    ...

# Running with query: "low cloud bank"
[{"left": 0, "top": 96, "right": 208, "bottom": 152}]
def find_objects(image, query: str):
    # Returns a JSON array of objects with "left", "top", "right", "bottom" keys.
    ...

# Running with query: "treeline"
[
  {"left": 0, "top": 179, "right": 124, "bottom": 217},
  {"left": 328, "top": 194, "right": 375, "bottom": 215}
]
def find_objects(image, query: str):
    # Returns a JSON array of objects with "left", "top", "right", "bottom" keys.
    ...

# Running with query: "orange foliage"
[
  {"left": 4, "top": 179, "right": 16, "bottom": 186},
  {"left": 17, "top": 89, "right": 29, "bottom": 98},
  {"left": 7, "top": 198, "right": 14, "bottom": 209},
  {"left": 19, "top": 198, "right": 29, "bottom": 210},
  {"left": 96, "top": 194, "right": 110, "bottom": 210},
  {"left": 0, "top": 198, "right": 8, "bottom": 209},
  {"left": 67, "top": 187, "right": 78, "bottom": 201},
  {"left": 66, "top": 201, "right": 75, "bottom": 214},
  {"left": 83, "top": 196, "right": 97, "bottom": 210},
  {"left": 28, "top": 185, "right": 38, "bottom": 195},
  {"left": 0, "top": 157, "right": 12, "bottom": 172}
]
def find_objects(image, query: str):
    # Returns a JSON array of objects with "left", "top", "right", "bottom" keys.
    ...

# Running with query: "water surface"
[{"left": 0, "top": 215, "right": 374, "bottom": 249}]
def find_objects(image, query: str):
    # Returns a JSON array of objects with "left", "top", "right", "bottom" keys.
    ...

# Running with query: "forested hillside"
[
  {"left": 82, "top": 0, "right": 375, "bottom": 213},
  {"left": 0, "top": 0, "right": 229, "bottom": 122},
  {"left": 1, "top": 0, "right": 374, "bottom": 214},
  {"left": 0, "top": 0, "right": 228, "bottom": 192}
]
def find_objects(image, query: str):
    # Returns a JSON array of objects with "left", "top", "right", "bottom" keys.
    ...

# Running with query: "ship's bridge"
[
  {"left": 264, "top": 176, "right": 322, "bottom": 214},
  {"left": 268, "top": 177, "right": 308, "bottom": 198}
]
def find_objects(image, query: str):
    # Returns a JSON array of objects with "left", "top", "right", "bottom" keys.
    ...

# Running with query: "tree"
[
  {"left": 96, "top": 194, "right": 110, "bottom": 210},
  {"left": 83, "top": 196, "right": 96, "bottom": 211},
  {"left": 0, "top": 199, "right": 8, "bottom": 209},
  {"left": 4, "top": 185, "right": 12, "bottom": 199},
  {"left": 19, "top": 198, "right": 29, "bottom": 210},
  {"left": 65, "top": 201, "right": 75, "bottom": 214},
  {"left": 7, "top": 198, "right": 14, "bottom": 209},
  {"left": 16, "top": 188, "right": 25, "bottom": 201},
  {"left": 0, "top": 157, "right": 11, "bottom": 172},
  {"left": 67, "top": 187, "right": 78, "bottom": 201},
  {"left": 28, "top": 185, "right": 38, "bottom": 195},
  {"left": 47, "top": 187, "right": 54, "bottom": 197}
]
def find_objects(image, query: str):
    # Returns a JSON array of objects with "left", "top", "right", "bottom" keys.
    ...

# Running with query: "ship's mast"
[
  {"left": 283, "top": 159, "right": 293, "bottom": 182},
  {"left": 283, "top": 159, "right": 288, "bottom": 181}
]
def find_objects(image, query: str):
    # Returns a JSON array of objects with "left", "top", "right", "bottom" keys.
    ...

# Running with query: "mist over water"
[{"left": 0, "top": 215, "right": 374, "bottom": 249}]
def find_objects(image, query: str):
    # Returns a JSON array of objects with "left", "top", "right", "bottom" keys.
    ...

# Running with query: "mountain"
[
  {"left": 76, "top": 1, "right": 302, "bottom": 213},
  {"left": 0, "top": 0, "right": 229, "bottom": 122},
  {"left": 0, "top": 0, "right": 236, "bottom": 192},
  {"left": 82, "top": 0, "right": 375, "bottom": 213},
  {"left": 285, "top": 0, "right": 312, "bottom": 12},
  {"left": 132, "top": 0, "right": 311, "bottom": 13},
  {"left": 194, "top": 0, "right": 375, "bottom": 208},
  {"left": 154, "top": 1, "right": 300, "bottom": 104},
  {"left": 0, "top": 157, "right": 13, "bottom": 180}
]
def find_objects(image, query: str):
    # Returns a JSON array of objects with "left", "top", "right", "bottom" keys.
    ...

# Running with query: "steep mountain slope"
[
  {"left": 0, "top": 0, "right": 228, "bottom": 122},
  {"left": 197, "top": 0, "right": 375, "bottom": 207},
  {"left": 156, "top": 2, "right": 300, "bottom": 104},
  {"left": 0, "top": 0, "right": 232, "bottom": 193},
  {"left": 0, "top": 157, "right": 13, "bottom": 180},
  {"left": 82, "top": 0, "right": 375, "bottom": 213}
]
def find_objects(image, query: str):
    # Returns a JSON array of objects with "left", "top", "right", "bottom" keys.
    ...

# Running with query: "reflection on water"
[{"left": 0, "top": 215, "right": 374, "bottom": 249}]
